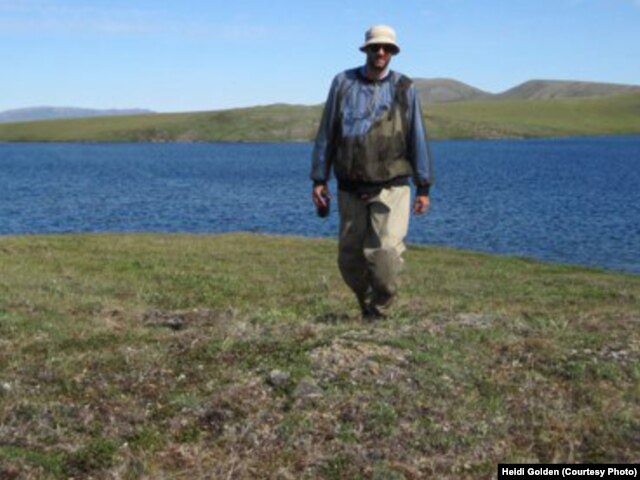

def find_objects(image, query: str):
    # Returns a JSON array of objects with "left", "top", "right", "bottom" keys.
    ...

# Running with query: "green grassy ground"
[
  {"left": 427, "top": 94, "right": 640, "bottom": 139},
  {"left": 1, "top": 94, "right": 639, "bottom": 142},
  {"left": 0, "top": 234, "right": 638, "bottom": 479},
  {"left": 0, "top": 104, "right": 322, "bottom": 143}
]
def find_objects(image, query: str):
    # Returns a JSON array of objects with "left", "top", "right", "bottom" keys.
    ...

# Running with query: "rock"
[
  {"left": 268, "top": 370, "right": 290, "bottom": 387},
  {"left": 143, "top": 310, "right": 185, "bottom": 330},
  {"left": 0, "top": 382, "right": 12, "bottom": 395},
  {"left": 293, "top": 378, "right": 323, "bottom": 400},
  {"left": 165, "top": 316, "right": 185, "bottom": 330}
]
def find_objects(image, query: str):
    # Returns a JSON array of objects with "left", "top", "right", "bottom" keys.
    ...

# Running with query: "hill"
[
  {"left": 414, "top": 78, "right": 640, "bottom": 103},
  {"left": 0, "top": 93, "right": 639, "bottom": 142},
  {"left": 496, "top": 79, "right": 640, "bottom": 100},
  {"left": 413, "top": 78, "right": 492, "bottom": 103},
  {"left": 425, "top": 93, "right": 640, "bottom": 139},
  {"left": 0, "top": 104, "right": 323, "bottom": 142},
  {"left": 0, "top": 107, "right": 154, "bottom": 124},
  {"left": 0, "top": 233, "right": 638, "bottom": 478},
  {"left": 0, "top": 78, "right": 639, "bottom": 142}
]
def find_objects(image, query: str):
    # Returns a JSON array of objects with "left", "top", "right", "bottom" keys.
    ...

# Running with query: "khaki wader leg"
[
  {"left": 338, "top": 186, "right": 411, "bottom": 317},
  {"left": 338, "top": 189, "right": 373, "bottom": 312}
]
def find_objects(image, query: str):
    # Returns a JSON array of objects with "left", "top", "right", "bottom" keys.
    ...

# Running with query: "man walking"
[{"left": 310, "top": 25, "right": 434, "bottom": 319}]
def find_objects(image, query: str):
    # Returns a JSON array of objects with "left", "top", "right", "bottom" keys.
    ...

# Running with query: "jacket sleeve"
[
  {"left": 310, "top": 76, "right": 340, "bottom": 185},
  {"left": 406, "top": 84, "right": 434, "bottom": 196}
]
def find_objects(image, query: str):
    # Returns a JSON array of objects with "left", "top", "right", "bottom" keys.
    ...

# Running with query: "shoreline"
[
  {"left": 2, "top": 132, "right": 640, "bottom": 144},
  {"left": 1, "top": 231, "right": 638, "bottom": 278},
  {"left": 1, "top": 93, "right": 639, "bottom": 142}
]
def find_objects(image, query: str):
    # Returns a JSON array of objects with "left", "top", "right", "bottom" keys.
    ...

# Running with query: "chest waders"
[{"left": 332, "top": 75, "right": 413, "bottom": 185}]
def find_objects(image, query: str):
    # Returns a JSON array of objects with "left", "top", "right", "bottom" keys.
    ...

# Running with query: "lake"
[{"left": 1, "top": 137, "right": 639, "bottom": 274}]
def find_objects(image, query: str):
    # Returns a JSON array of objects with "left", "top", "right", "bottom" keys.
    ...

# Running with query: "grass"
[
  {"left": 0, "top": 233, "right": 638, "bottom": 479},
  {"left": 426, "top": 93, "right": 640, "bottom": 139},
  {"left": 0, "top": 104, "right": 322, "bottom": 143},
  {"left": 0, "top": 94, "right": 639, "bottom": 142}
]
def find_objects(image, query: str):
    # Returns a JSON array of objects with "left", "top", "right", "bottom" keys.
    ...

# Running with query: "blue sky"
[{"left": 1, "top": 0, "right": 639, "bottom": 112}]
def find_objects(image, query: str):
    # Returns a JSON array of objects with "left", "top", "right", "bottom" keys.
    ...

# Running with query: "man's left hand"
[{"left": 413, "top": 195, "right": 430, "bottom": 215}]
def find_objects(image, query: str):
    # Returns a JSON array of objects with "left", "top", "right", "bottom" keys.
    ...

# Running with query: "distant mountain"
[
  {"left": 496, "top": 79, "right": 640, "bottom": 100},
  {"left": 412, "top": 78, "right": 640, "bottom": 103},
  {"left": 0, "top": 107, "right": 154, "bottom": 124},
  {"left": 413, "top": 78, "right": 492, "bottom": 103}
]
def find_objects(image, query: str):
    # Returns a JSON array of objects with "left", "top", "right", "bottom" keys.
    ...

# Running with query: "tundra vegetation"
[
  {"left": 0, "top": 93, "right": 639, "bottom": 142},
  {"left": 1, "top": 234, "right": 638, "bottom": 478}
]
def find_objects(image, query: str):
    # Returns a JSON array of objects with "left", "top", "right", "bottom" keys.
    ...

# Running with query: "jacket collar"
[{"left": 359, "top": 65, "right": 392, "bottom": 83}]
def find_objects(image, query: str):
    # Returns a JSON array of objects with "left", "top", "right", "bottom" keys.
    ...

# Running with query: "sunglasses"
[{"left": 367, "top": 43, "right": 395, "bottom": 54}]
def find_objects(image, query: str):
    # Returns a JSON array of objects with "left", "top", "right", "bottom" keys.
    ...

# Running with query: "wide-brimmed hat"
[{"left": 359, "top": 25, "right": 400, "bottom": 54}]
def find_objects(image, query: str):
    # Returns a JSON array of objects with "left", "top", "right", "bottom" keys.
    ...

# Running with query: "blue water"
[{"left": 1, "top": 137, "right": 639, "bottom": 274}]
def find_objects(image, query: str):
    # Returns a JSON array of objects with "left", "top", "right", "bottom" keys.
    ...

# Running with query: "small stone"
[
  {"left": 293, "top": 378, "right": 323, "bottom": 400},
  {"left": 0, "top": 382, "right": 12, "bottom": 395},
  {"left": 166, "top": 317, "right": 185, "bottom": 330},
  {"left": 367, "top": 449, "right": 385, "bottom": 461},
  {"left": 268, "top": 370, "right": 290, "bottom": 387},
  {"left": 365, "top": 360, "right": 381, "bottom": 375}
]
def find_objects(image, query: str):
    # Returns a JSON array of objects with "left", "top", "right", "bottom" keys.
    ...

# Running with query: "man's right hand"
[
  {"left": 312, "top": 184, "right": 331, "bottom": 208},
  {"left": 413, "top": 195, "right": 430, "bottom": 215}
]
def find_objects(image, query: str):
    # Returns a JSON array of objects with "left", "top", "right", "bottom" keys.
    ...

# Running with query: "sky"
[{"left": 1, "top": 0, "right": 639, "bottom": 112}]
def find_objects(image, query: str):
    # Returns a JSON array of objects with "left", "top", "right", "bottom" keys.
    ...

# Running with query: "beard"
[{"left": 366, "top": 53, "right": 391, "bottom": 74}]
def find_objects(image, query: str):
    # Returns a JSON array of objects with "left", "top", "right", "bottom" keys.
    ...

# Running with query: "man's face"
[{"left": 365, "top": 43, "right": 394, "bottom": 72}]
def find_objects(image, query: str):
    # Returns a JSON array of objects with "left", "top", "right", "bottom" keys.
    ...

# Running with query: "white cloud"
[
  {"left": 0, "top": 0, "right": 164, "bottom": 34},
  {"left": 0, "top": 0, "right": 271, "bottom": 41}
]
